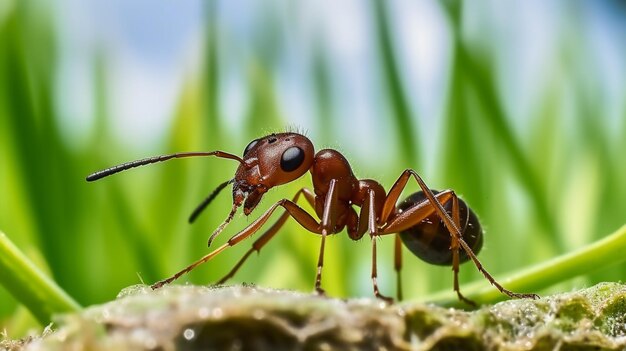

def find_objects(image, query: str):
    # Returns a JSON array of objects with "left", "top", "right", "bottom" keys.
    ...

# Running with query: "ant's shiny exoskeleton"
[{"left": 87, "top": 132, "right": 539, "bottom": 304}]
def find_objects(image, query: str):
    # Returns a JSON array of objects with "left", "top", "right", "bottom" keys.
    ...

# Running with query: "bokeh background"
[{"left": 1, "top": 0, "right": 625, "bottom": 336}]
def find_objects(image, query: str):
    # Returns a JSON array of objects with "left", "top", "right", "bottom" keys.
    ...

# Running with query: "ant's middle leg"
[
  {"left": 217, "top": 188, "right": 316, "bottom": 284},
  {"left": 355, "top": 189, "right": 393, "bottom": 302},
  {"left": 377, "top": 190, "right": 457, "bottom": 302}
]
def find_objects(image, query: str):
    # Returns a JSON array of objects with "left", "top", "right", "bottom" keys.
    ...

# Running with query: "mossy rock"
[{"left": 4, "top": 282, "right": 626, "bottom": 350}]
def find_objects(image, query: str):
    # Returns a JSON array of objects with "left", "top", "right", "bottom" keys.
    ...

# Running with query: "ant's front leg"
[
  {"left": 216, "top": 188, "right": 316, "bottom": 284},
  {"left": 151, "top": 195, "right": 321, "bottom": 289}
]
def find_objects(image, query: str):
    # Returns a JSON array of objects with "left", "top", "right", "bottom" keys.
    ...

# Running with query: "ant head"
[{"left": 232, "top": 132, "right": 314, "bottom": 215}]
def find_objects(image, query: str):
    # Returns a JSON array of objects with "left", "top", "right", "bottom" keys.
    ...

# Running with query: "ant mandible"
[{"left": 87, "top": 132, "right": 539, "bottom": 304}]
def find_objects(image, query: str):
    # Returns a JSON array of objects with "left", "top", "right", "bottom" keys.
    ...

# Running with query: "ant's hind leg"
[
  {"left": 435, "top": 190, "right": 539, "bottom": 301},
  {"left": 382, "top": 169, "right": 539, "bottom": 302},
  {"left": 394, "top": 234, "right": 403, "bottom": 301},
  {"left": 448, "top": 195, "right": 477, "bottom": 306}
]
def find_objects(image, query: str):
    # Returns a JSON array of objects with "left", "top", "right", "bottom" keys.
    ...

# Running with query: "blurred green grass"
[{"left": 1, "top": 0, "right": 625, "bottom": 337}]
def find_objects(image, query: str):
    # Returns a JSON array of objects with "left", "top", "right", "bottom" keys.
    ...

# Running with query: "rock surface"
[{"left": 4, "top": 282, "right": 626, "bottom": 350}]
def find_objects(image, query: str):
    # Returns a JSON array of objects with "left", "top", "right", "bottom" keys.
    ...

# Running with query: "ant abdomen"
[{"left": 397, "top": 191, "right": 483, "bottom": 266}]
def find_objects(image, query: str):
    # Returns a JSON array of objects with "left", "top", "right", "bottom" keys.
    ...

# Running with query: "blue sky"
[{"left": 51, "top": 0, "right": 625, "bottom": 165}]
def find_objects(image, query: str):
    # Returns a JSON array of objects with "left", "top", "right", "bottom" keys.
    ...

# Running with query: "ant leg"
[
  {"left": 381, "top": 190, "right": 456, "bottom": 234},
  {"left": 394, "top": 234, "right": 403, "bottom": 301},
  {"left": 381, "top": 189, "right": 476, "bottom": 303},
  {"left": 448, "top": 195, "right": 476, "bottom": 306},
  {"left": 315, "top": 179, "right": 339, "bottom": 295},
  {"left": 451, "top": 245, "right": 475, "bottom": 306},
  {"left": 151, "top": 197, "right": 321, "bottom": 289},
  {"left": 359, "top": 190, "right": 393, "bottom": 302},
  {"left": 380, "top": 190, "right": 482, "bottom": 303},
  {"left": 217, "top": 188, "right": 316, "bottom": 284},
  {"left": 371, "top": 237, "right": 392, "bottom": 302},
  {"left": 426, "top": 190, "right": 539, "bottom": 300},
  {"left": 151, "top": 242, "right": 230, "bottom": 289},
  {"left": 383, "top": 169, "right": 539, "bottom": 301}
]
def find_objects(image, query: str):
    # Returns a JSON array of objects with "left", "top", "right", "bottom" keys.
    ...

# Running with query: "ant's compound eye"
[
  {"left": 243, "top": 139, "right": 259, "bottom": 156},
  {"left": 280, "top": 146, "right": 305, "bottom": 172}
]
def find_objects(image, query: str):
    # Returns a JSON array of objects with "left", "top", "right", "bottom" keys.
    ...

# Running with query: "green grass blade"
[
  {"left": 244, "top": 59, "right": 284, "bottom": 137},
  {"left": 312, "top": 45, "right": 334, "bottom": 144},
  {"left": 372, "top": 1, "right": 419, "bottom": 164},
  {"left": 0, "top": 232, "right": 81, "bottom": 325},
  {"left": 441, "top": 0, "right": 561, "bottom": 251},
  {"left": 417, "top": 224, "right": 626, "bottom": 307},
  {"left": 202, "top": 0, "right": 222, "bottom": 140},
  {"left": 463, "top": 48, "right": 561, "bottom": 246}
]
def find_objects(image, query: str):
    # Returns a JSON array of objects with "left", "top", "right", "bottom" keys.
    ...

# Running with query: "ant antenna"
[
  {"left": 188, "top": 179, "right": 234, "bottom": 223},
  {"left": 86, "top": 151, "right": 244, "bottom": 182}
]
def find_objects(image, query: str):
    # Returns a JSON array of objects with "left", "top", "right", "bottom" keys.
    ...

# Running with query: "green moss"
[
  {"left": 5, "top": 283, "right": 626, "bottom": 351},
  {"left": 553, "top": 296, "right": 594, "bottom": 332},
  {"left": 596, "top": 295, "right": 626, "bottom": 338}
]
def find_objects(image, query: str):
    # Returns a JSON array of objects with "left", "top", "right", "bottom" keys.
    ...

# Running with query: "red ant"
[{"left": 87, "top": 132, "right": 539, "bottom": 304}]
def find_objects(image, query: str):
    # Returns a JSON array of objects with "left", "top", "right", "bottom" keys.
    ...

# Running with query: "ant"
[{"left": 87, "top": 132, "right": 539, "bottom": 304}]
